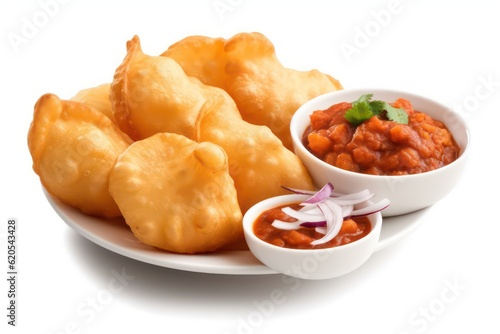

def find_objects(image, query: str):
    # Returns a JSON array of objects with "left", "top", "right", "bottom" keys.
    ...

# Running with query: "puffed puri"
[
  {"left": 109, "top": 35, "right": 240, "bottom": 142},
  {"left": 108, "top": 132, "right": 244, "bottom": 254},
  {"left": 162, "top": 31, "right": 343, "bottom": 151},
  {"left": 27, "top": 93, "right": 133, "bottom": 218},
  {"left": 195, "top": 94, "right": 316, "bottom": 214}
]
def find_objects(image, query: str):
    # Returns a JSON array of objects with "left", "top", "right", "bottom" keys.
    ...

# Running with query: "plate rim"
[{"left": 44, "top": 189, "right": 428, "bottom": 276}]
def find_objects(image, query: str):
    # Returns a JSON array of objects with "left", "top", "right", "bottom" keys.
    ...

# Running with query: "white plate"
[{"left": 45, "top": 190, "right": 429, "bottom": 275}]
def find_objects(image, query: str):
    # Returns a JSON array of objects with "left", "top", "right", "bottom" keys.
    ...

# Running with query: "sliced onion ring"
[
  {"left": 300, "top": 182, "right": 334, "bottom": 205},
  {"left": 311, "top": 201, "right": 343, "bottom": 246},
  {"left": 300, "top": 221, "right": 326, "bottom": 228},
  {"left": 270, "top": 184, "right": 390, "bottom": 245},
  {"left": 281, "top": 207, "right": 325, "bottom": 222},
  {"left": 329, "top": 190, "right": 374, "bottom": 206},
  {"left": 280, "top": 186, "right": 318, "bottom": 196},
  {"left": 350, "top": 198, "right": 391, "bottom": 217},
  {"left": 271, "top": 220, "right": 303, "bottom": 230}
]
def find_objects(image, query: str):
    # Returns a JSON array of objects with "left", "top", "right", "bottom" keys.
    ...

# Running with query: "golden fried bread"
[
  {"left": 162, "top": 32, "right": 342, "bottom": 150},
  {"left": 110, "top": 35, "right": 239, "bottom": 141},
  {"left": 224, "top": 32, "right": 342, "bottom": 150},
  {"left": 28, "top": 93, "right": 133, "bottom": 218},
  {"left": 109, "top": 132, "right": 243, "bottom": 254},
  {"left": 161, "top": 35, "right": 227, "bottom": 88},
  {"left": 195, "top": 94, "right": 315, "bottom": 213},
  {"left": 27, "top": 32, "right": 331, "bottom": 255},
  {"left": 70, "top": 83, "right": 115, "bottom": 123}
]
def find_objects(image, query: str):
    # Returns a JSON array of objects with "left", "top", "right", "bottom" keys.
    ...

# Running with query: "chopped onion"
[
  {"left": 281, "top": 207, "right": 325, "bottom": 222},
  {"left": 332, "top": 189, "right": 371, "bottom": 200},
  {"left": 299, "top": 205, "right": 322, "bottom": 214},
  {"left": 271, "top": 184, "right": 390, "bottom": 245},
  {"left": 311, "top": 201, "right": 343, "bottom": 246},
  {"left": 271, "top": 220, "right": 303, "bottom": 230},
  {"left": 342, "top": 204, "right": 354, "bottom": 218},
  {"left": 300, "top": 182, "right": 334, "bottom": 205},
  {"left": 280, "top": 186, "right": 318, "bottom": 196},
  {"left": 315, "top": 227, "right": 327, "bottom": 234},
  {"left": 350, "top": 198, "right": 391, "bottom": 217},
  {"left": 329, "top": 190, "right": 374, "bottom": 206},
  {"left": 300, "top": 221, "right": 326, "bottom": 228}
]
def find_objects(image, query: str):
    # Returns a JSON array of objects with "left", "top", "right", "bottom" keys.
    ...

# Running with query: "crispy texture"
[
  {"left": 224, "top": 32, "right": 342, "bottom": 150},
  {"left": 161, "top": 35, "right": 227, "bottom": 88},
  {"left": 109, "top": 132, "right": 243, "bottom": 254},
  {"left": 162, "top": 32, "right": 342, "bottom": 150},
  {"left": 27, "top": 93, "right": 133, "bottom": 218},
  {"left": 110, "top": 35, "right": 239, "bottom": 141},
  {"left": 195, "top": 95, "right": 315, "bottom": 213},
  {"left": 71, "top": 83, "right": 115, "bottom": 124}
]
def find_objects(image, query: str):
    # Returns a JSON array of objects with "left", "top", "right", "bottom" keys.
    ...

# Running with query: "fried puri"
[
  {"left": 162, "top": 35, "right": 227, "bottom": 88},
  {"left": 28, "top": 32, "right": 335, "bottom": 255},
  {"left": 27, "top": 93, "right": 133, "bottom": 218},
  {"left": 195, "top": 94, "right": 315, "bottom": 213},
  {"left": 162, "top": 32, "right": 342, "bottom": 150},
  {"left": 224, "top": 32, "right": 342, "bottom": 150},
  {"left": 70, "top": 83, "right": 115, "bottom": 124},
  {"left": 110, "top": 35, "right": 239, "bottom": 141},
  {"left": 108, "top": 132, "right": 243, "bottom": 254}
]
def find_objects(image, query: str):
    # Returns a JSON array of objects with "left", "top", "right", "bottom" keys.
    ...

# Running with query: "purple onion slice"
[{"left": 270, "top": 183, "right": 390, "bottom": 245}]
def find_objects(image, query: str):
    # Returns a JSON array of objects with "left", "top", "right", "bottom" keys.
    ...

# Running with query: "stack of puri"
[{"left": 27, "top": 32, "right": 342, "bottom": 254}]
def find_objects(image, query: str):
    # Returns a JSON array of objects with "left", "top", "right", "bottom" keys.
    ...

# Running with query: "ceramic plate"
[{"left": 45, "top": 190, "right": 429, "bottom": 275}]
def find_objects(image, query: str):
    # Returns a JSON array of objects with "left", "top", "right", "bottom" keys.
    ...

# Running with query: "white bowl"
[
  {"left": 290, "top": 88, "right": 471, "bottom": 216},
  {"left": 243, "top": 194, "right": 382, "bottom": 280}
]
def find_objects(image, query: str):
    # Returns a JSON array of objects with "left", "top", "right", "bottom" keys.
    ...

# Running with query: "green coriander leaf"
[
  {"left": 357, "top": 94, "right": 373, "bottom": 104},
  {"left": 344, "top": 100, "right": 373, "bottom": 125},
  {"left": 368, "top": 100, "right": 385, "bottom": 116},
  {"left": 383, "top": 102, "right": 408, "bottom": 124},
  {"left": 344, "top": 93, "right": 409, "bottom": 125}
]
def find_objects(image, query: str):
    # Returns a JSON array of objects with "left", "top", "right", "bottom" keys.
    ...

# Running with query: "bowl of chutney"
[
  {"left": 290, "top": 88, "right": 471, "bottom": 216},
  {"left": 243, "top": 187, "right": 384, "bottom": 280}
]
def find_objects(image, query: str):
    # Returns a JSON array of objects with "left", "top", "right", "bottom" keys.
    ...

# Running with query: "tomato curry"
[
  {"left": 253, "top": 203, "right": 371, "bottom": 249},
  {"left": 303, "top": 98, "right": 460, "bottom": 175}
]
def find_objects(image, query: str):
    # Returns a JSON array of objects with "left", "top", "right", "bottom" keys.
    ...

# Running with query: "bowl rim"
[
  {"left": 290, "top": 88, "right": 472, "bottom": 180},
  {"left": 243, "top": 193, "right": 383, "bottom": 254}
]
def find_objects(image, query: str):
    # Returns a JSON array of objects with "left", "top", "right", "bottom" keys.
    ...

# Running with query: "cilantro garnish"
[{"left": 344, "top": 94, "right": 408, "bottom": 125}]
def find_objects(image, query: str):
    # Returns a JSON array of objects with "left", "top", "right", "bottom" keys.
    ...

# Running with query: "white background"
[{"left": 2, "top": 0, "right": 499, "bottom": 333}]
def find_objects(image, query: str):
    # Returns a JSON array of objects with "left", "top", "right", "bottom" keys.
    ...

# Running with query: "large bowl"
[
  {"left": 290, "top": 88, "right": 471, "bottom": 216},
  {"left": 243, "top": 194, "right": 382, "bottom": 280}
]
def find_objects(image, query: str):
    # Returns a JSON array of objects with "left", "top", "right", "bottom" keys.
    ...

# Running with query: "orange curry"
[
  {"left": 303, "top": 98, "right": 460, "bottom": 175},
  {"left": 253, "top": 203, "right": 371, "bottom": 249}
]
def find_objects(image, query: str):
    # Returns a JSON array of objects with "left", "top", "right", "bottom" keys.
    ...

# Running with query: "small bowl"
[
  {"left": 243, "top": 194, "right": 382, "bottom": 280},
  {"left": 290, "top": 88, "right": 471, "bottom": 216}
]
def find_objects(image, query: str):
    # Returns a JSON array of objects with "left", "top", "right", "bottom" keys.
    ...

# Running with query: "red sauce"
[
  {"left": 253, "top": 203, "right": 371, "bottom": 249},
  {"left": 303, "top": 98, "right": 460, "bottom": 175}
]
